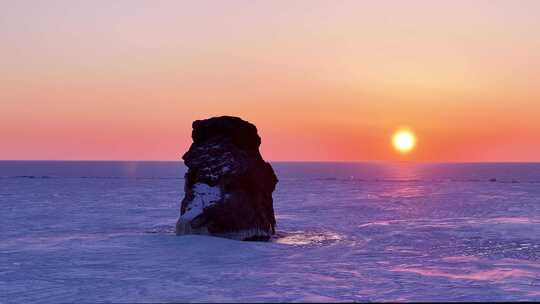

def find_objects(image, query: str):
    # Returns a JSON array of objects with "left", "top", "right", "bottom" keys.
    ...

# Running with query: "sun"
[{"left": 392, "top": 129, "right": 416, "bottom": 154}]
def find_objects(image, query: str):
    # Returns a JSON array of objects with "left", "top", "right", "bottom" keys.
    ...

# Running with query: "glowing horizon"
[{"left": 1, "top": 1, "right": 539, "bottom": 162}]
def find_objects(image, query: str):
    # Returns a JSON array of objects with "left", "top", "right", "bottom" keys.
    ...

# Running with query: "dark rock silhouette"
[{"left": 176, "top": 116, "right": 278, "bottom": 241}]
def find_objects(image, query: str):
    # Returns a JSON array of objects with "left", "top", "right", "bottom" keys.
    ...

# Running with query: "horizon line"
[{"left": 1, "top": 159, "right": 539, "bottom": 164}]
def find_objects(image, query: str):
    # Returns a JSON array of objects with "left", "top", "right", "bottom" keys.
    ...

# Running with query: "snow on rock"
[
  {"left": 180, "top": 183, "right": 221, "bottom": 220},
  {"left": 176, "top": 116, "right": 278, "bottom": 241}
]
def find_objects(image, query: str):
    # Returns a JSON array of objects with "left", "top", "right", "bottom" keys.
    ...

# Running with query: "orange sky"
[{"left": 1, "top": 0, "right": 539, "bottom": 161}]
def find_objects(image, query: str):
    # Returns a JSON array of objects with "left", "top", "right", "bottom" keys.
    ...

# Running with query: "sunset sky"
[{"left": 1, "top": 0, "right": 539, "bottom": 161}]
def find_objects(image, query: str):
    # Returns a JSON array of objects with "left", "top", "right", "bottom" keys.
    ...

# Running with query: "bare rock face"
[{"left": 176, "top": 116, "right": 278, "bottom": 241}]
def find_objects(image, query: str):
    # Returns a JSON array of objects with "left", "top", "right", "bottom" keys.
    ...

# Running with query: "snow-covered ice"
[{"left": 1, "top": 161, "right": 540, "bottom": 302}]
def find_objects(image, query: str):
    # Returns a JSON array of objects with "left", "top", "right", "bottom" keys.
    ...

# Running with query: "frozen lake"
[{"left": 1, "top": 161, "right": 540, "bottom": 302}]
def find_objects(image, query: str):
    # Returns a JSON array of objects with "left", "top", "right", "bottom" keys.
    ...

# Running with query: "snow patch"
[{"left": 182, "top": 183, "right": 221, "bottom": 220}]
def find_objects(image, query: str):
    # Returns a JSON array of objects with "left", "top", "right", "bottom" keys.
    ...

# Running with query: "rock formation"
[{"left": 176, "top": 116, "right": 278, "bottom": 241}]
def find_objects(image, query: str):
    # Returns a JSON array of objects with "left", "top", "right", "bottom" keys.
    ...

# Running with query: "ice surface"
[{"left": 1, "top": 162, "right": 540, "bottom": 302}]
